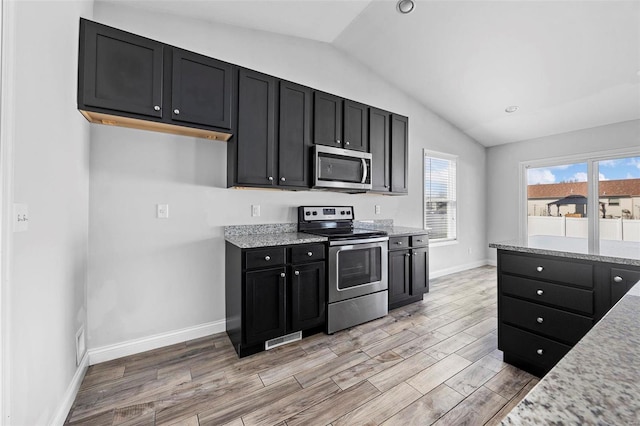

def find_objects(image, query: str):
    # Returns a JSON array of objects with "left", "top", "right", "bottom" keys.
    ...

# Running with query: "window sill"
[{"left": 429, "top": 240, "right": 458, "bottom": 248}]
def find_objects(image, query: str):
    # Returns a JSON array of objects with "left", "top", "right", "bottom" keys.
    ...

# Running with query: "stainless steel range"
[{"left": 298, "top": 206, "right": 389, "bottom": 334}]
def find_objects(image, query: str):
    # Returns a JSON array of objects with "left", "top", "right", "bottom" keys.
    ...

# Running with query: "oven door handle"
[
  {"left": 329, "top": 236, "right": 389, "bottom": 247},
  {"left": 360, "top": 158, "right": 368, "bottom": 184}
]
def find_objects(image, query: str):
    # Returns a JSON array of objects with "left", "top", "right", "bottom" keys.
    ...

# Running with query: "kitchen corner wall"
[
  {"left": 88, "top": 2, "right": 487, "bottom": 351},
  {"left": 486, "top": 119, "right": 640, "bottom": 263},
  {"left": 7, "top": 1, "right": 93, "bottom": 424}
]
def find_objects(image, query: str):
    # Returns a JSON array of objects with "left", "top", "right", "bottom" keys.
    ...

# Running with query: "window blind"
[{"left": 424, "top": 153, "right": 457, "bottom": 241}]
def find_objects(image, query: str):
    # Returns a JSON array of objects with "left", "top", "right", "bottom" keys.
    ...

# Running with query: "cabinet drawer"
[
  {"left": 290, "top": 244, "right": 325, "bottom": 263},
  {"left": 389, "top": 236, "right": 410, "bottom": 249},
  {"left": 501, "top": 296, "right": 592, "bottom": 345},
  {"left": 410, "top": 234, "right": 428, "bottom": 248},
  {"left": 501, "top": 253, "right": 593, "bottom": 288},
  {"left": 501, "top": 274, "right": 593, "bottom": 314},
  {"left": 500, "top": 324, "right": 571, "bottom": 371},
  {"left": 245, "top": 247, "right": 286, "bottom": 269}
]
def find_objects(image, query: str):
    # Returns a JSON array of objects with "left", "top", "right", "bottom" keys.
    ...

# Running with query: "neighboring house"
[{"left": 528, "top": 179, "right": 640, "bottom": 218}]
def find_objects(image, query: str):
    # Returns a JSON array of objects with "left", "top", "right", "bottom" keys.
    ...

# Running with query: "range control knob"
[
  {"left": 312, "top": 211, "right": 318, "bottom": 216},
  {"left": 305, "top": 211, "right": 311, "bottom": 216}
]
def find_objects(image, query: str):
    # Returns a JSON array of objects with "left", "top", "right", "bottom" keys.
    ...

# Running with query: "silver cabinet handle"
[
  {"left": 268, "top": 176, "right": 274, "bottom": 181},
  {"left": 154, "top": 105, "right": 161, "bottom": 111},
  {"left": 294, "top": 270, "right": 300, "bottom": 276},
  {"left": 537, "top": 289, "right": 544, "bottom": 296},
  {"left": 280, "top": 177, "right": 286, "bottom": 182},
  {"left": 396, "top": 241, "right": 403, "bottom": 245},
  {"left": 264, "top": 256, "right": 271, "bottom": 261},
  {"left": 413, "top": 252, "right": 417, "bottom": 256},
  {"left": 336, "top": 139, "right": 341, "bottom": 144},
  {"left": 416, "top": 239, "right": 423, "bottom": 243},
  {"left": 405, "top": 253, "right": 410, "bottom": 257},
  {"left": 614, "top": 276, "right": 623, "bottom": 283},
  {"left": 537, "top": 317, "right": 544, "bottom": 324},
  {"left": 280, "top": 272, "right": 286, "bottom": 278},
  {"left": 307, "top": 252, "right": 313, "bottom": 257},
  {"left": 536, "top": 266, "right": 544, "bottom": 272},
  {"left": 174, "top": 109, "right": 180, "bottom": 115},
  {"left": 536, "top": 349, "right": 544, "bottom": 355},
  {"left": 346, "top": 141, "right": 350, "bottom": 146}
]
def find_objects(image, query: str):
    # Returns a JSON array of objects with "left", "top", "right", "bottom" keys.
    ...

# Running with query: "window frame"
[
  {"left": 519, "top": 147, "right": 640, "bottom": 250},
  {"left": 423, "top": 149, "right": 458, "bottom": 245}
]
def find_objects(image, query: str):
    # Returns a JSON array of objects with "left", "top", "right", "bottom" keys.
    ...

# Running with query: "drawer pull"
[
  {"left": 280, "top": 272, "right": 286, "bottom": 278},
  {"left": 294, "top": 270, "right": 300, "bottom": 276},
  {"left": 536, "top": 349, "right": 544, "bottom": 355},
  {"left": 536, "top": 289, "right": 544, "bottom": 296},
  {"left": 536, "top": 266, "right": 544, "bottom": 272},
  {"left": 396, "top": 241, "right": 403, "bottom": 245},
  {"left": 405, "top": 253, "right": 411, "bottom": 257},
  {"left": 264, "top": 256, "right": 271, "bottom": 261},
  {"left": 614, "top": 276, "right": 623, "bottom": 283},
  {"left": 416, "top": 239, "right": 423, "bottom": 242},
  {"left": 536, "top": 317, "right": 544, "bottom": 324},
  {"left": 307, "top": 251, "right": 313, "bottom": 257}
]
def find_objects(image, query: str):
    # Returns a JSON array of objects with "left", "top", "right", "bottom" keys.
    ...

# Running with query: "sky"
[{"left": 527, "top": 156, "right": 640, "bottom": 185}]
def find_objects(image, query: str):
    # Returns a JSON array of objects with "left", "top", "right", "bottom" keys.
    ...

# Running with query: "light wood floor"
[{"left": 65, "top": 266, "right": 538, "bottom": 426}]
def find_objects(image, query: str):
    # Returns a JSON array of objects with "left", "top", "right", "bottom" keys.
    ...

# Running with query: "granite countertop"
[
  {"left": 355, "top": 220, "right": 428, "bottom": 237},
  {"left": 502, "top": 281, "right": 640, "bottom": 425},
  {"left": 224, "top": 223, "right": 327, "bottom": 249},
  {"left": 490, "top": 235, "right": 640, "bottom": 267}
]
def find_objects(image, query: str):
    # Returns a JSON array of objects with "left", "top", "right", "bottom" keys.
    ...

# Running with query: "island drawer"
[
  {"left": 290, "top": 244, "right": 325, "bottom": 263},
  {"left": 501, "top": 274, "right": 593, "bottom": 314},
  {"left": 500, "top": 324, "right": 571, "bottom": 370},
  {"left": 245, "top": 247, "right": 286, "bottom": 269},
  {"left": 501, "top": 296, "right": 593, "bottom": 345},
  {"left": 410, "top": 235, "right": 429, "bottom": 247},
  {"left": 389, "top": 236, "right": 410, "bottom": 249},
  {"left": 501, "top": 253, "right": 593, "bottom": 288}
]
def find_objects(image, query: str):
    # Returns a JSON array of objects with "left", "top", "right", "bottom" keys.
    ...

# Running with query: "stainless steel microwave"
[{"left": 313, "top": 145, "right": 372, "bottom": 191}]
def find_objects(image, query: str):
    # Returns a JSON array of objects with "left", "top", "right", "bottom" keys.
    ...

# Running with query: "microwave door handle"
[{"left": 360, "top": 158, "right": 368, "bottom": 184}]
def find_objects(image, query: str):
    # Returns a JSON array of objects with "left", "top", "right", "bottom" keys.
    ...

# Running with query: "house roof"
[{"left": 528, "top": 178, "right": 640, "bottom": 199}]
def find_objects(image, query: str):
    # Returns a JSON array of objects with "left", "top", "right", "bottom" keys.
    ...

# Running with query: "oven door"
[{"left": 328, "top": 237, "right": 388, "bottom": 303}]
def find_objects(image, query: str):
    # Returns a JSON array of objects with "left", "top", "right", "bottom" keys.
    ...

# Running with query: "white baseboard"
[
  {"left": 88, "top": 319, "right": 226, "bottom": 365},
  {"left": 50, "top": 352, "right": 89, "bottom": 426},
  {"left": 430, "top": 259, "right": 492, "bottom": 279},
  {"left": 487, "top": 259, "right": 497, "bottom": 267}
]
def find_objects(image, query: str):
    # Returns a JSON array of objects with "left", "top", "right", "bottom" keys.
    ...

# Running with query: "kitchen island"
[{"left": 502, "top": 281, "right": 640, "bottom": 424}]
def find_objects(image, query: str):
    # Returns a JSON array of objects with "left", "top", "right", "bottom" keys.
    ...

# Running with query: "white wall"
[
  {"left": 487, "top": 119, "right": 640, "bottom": 262},
  {"left": 6, "top": 1, "right": 92, "bottom": 424},
  {"left": 88, "top": 2, "right": 487, "bottom": 350}
]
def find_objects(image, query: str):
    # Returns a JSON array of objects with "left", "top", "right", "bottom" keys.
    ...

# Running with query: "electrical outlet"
[
  {"left": 375, "top": 205, "right": 381, "bottom": 215},
  {"left": 13, "top": 203, "right": 28, "bottom": 232},
  {"left": 252, "top": 205, "right": 261, "bottom": 217},
  {"left": 157, "top": 204, "right": 169, "bottom": 219}
]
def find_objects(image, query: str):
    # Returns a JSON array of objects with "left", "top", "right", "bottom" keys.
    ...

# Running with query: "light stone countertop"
[
  {"left": 502, "top": 281, "right": 640, "bottom": 425},
  {"left": 224, "top": 223, "right": 327, "bottom": 249},
  {"left": 490, "top": 235, "right": 640, "bottom": 267}
]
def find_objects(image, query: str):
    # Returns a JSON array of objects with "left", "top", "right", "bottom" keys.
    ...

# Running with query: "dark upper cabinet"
[
  {"left": 244, "top": 267, "right": 286, "bottom": 345},
  {"left": 278, "top": 81, "right": 312, "bottom": 188},
  {"left": 289, "top": 261, "right": 326, "bottom": 331},
  {"left": 79, "top": 18, "right": 163, "bottom": 118},
  {"left": 391, "top": 114, "right": 409, "bottom": 194},
  {"left": 171, "top": 48, "right": 232, "bottom": 129},
  {"left": 236, "top": 69, "right": 277, "bottom": 186},
  {"left": 313, "top": 91, "right": 343, "bottom": 148},
  {"left": 343, "top": 100, "right": 369, "bottom": 152},
  {"left": 369, "top": 108, "right": 391, "bottom": 192}
]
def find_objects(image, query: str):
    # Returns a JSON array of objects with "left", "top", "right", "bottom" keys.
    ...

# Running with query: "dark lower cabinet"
[
  {"left": 497, "top": 249, "right": 640, "bottom": 377},
  {"left": 244, "top": 267, "right": 286, "bottom": 345},
  {"left": 226, "top": 242, "right": 326, "bottom": 357},
  {"left": 388, "top": 234, "right": 429, "bottom": 310}
]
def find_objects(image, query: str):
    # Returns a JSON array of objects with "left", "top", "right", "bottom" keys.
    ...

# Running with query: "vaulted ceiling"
[{"left": 101, "top": 0, "right": 640, "bottom": 147}]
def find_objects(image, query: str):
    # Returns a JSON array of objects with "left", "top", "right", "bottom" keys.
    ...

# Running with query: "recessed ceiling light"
[
  {"left": 397, "top": 0, "right": 415, "bottom": 14},
  {"left": 505, "top": 105, "right": 519, "bottom": 113}
]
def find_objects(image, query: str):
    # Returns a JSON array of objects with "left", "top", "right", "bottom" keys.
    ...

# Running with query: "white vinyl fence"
[{"left": 528, "top": 217, "right": 640, "bottom": 242}]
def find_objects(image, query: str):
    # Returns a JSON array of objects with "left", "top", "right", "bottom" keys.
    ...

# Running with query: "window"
[{"left": 424, "top": 150, "right": 457, "bottom": 242}]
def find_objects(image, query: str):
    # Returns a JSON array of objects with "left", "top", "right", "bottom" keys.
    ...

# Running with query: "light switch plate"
[
  {"left": 157, "top": 204, "right": 169, "bottom": 219},
  {"left": 252, "top": 205, "right": 261, "bottom": 217},
  {"left": 375, "top": 205, "right": 381, "bottom": 215}
]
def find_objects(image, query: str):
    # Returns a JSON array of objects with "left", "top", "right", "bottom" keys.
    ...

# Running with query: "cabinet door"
[
  {"left": 237, "top": 69, "right": 277, "bottom": 186},
  {"left": 290, "top": 262, "right": 326, "bottom": 331},
  {"left": 171, "top": 49, "right": 232, "bottom": 129},
  {"left": 411, "top": 247, "right": 429, "bottom": 295},
  {"left": 244, "top": 267, "right": 286, "bottom": 344},
  {"left": 279, "top": 81, "right": 312, "bottom": 187},
  {"left": 389, "top": 250, "right": 411, "bottom": 304},
  {"left": 610, "top": 267, "right": 640, "bottom": 306},
  {"left": 369, "top": 108, "right": 391, "bottom": 192},
  {"left": 390, "top": 114, "right": 408, "bottom": 194},
  {"left": 313, "top": 92, "right": 342, "bottom": 147},
  {"left": 343, "top": 100, "right": 368, "bottom": 152},
  {"left": 80, "top": 19, "right": 163, "bottom": 118}
]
